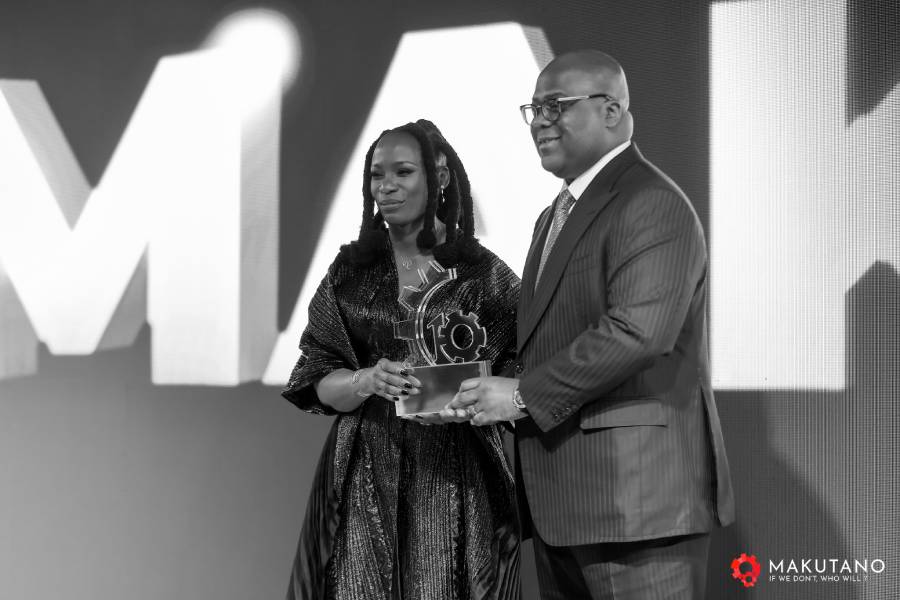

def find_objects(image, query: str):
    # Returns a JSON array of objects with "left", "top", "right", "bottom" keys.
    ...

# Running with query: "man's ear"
[{"left": 604, "top": 100, "right": 624, "bottom": 126}]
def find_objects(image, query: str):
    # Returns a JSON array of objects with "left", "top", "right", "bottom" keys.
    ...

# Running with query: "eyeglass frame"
[{"left": 519, "top": 93, "right": 617, "bottom": 125}]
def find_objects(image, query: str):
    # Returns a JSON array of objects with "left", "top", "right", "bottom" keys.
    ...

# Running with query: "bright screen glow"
[
  {"left": 205, "top": 8, "right": 301, "bottom": 102},
  {"left": 710, "top": 0, "right": 900, "bottom": 389}
]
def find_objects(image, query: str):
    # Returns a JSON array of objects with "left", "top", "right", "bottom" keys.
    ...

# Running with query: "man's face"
[{"left": 530, "top": 66, "right": 611, "bottom": 181}]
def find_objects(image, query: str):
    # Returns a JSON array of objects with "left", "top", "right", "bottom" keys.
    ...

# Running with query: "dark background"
[{"left": 0, "top": 1, "right": 896, "bottom": 599}]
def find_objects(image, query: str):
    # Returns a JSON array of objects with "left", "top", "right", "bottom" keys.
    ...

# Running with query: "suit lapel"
[
  {"left": 517, "top": 144, "right": 642, "bottom": 354},
  {"left": 518, "top": 205, "right": 553, "bottom": 342}
]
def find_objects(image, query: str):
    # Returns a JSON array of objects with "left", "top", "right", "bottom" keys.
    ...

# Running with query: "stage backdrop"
[{"left": 0, "top": 0, "right": 897, "bottom": 598}]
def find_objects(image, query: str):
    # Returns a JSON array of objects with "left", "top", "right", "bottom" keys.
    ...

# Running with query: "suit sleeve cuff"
[{"left": 517, "top": 376, "right": 579, "bottom": 432}]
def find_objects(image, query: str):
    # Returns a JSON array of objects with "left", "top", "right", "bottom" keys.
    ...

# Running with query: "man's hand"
[{"left": 446, "top": 376, "right": 526, "bottom": 426}]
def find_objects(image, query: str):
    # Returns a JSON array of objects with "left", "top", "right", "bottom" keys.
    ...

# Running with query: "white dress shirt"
[
  {"left": 538, "top": 140, "right": 633, "bottom": 262},
  {"left": 563, "top": 139, "right": 632, "bottom": 208}
]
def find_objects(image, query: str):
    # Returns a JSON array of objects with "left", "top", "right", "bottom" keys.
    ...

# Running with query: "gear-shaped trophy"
[{"left": 392, "top": 260, "right": 490, "bottom": 417}]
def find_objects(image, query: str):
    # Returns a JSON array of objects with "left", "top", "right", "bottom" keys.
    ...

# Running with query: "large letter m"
[{"left": 0, "top": 50, "right": 280, "bottom": 385}]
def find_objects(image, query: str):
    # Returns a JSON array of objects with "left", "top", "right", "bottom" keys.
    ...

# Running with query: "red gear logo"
[{"left": 731, "top": 553, "right": 762, "bottom": 588}]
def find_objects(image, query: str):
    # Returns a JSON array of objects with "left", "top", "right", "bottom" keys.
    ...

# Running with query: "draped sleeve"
[
  {"left": 281, "top": 259, "right": 360, "bottom": 416},
  {"left": 479, "top": 252, "right": 520, "bottom": 376}
]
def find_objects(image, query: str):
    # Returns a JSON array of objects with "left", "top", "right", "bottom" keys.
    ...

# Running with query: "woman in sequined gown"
[{"left": 282, "top": 120, "right": 521, "bottom": 600}]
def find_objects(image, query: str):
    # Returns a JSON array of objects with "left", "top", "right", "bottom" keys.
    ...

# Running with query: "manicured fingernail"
[
  {"left": 400, "top": 390, "right": 409, "bottom": 396},
  {"left": 392, "top": 396, "right": 400, "bottom": 402},
  {"left": 403, "top": 382, "right": 412, "bottom": 389},
  {"left": 399, "top": 369, "right": 409, "bottom": 376}
]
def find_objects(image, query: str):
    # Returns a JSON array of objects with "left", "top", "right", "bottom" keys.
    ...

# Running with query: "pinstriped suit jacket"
[{"left": 514, "top": 143, "right": 734, "bottom": 546}]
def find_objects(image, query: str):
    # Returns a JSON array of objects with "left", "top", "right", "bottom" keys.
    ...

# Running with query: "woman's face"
[{"left": 370, "top": 131, "right": 429, "bottom": 229}]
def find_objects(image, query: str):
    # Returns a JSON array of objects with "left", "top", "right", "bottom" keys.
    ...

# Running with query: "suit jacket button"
[{"left": 514, "top": 362, "right": 524, "bottom": 374}]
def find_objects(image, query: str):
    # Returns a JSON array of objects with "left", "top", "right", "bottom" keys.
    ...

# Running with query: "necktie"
[{"left": 535, "top": 187, "right": 576, "bottom": 287}]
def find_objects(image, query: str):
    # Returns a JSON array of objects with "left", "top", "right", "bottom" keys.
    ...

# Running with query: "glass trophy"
[{"left": 392, "top": 261, "right": 490, "bottom": 417}]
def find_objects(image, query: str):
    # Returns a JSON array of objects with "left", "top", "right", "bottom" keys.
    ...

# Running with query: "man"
[{"left": 447, "top": 50, "right": 734, "bottom": 599}]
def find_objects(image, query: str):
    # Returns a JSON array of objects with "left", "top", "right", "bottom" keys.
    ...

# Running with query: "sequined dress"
[{"left": 282, "top": 237, "right": 521, "bottom": 600}]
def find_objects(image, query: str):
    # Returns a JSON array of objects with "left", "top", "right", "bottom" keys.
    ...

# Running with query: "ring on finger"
[{"left": 466, "top": 405, "right": 478, "bottom": 417}]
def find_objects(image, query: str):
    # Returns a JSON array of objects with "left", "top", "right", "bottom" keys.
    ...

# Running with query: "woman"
[{"left": 282, "top": 120, "right": 521, "bottom": 599}]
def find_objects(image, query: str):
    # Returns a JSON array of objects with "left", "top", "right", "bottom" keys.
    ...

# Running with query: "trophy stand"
[{"left": 392, "top": 261, "right": 490, "bottom": 417}]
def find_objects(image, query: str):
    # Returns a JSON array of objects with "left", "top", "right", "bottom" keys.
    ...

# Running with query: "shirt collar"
[{"left": 564, "top": 140, "right": 632, "bottom": 201}]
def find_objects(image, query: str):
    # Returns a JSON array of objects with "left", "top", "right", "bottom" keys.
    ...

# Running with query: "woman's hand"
[
  {"left": 362, "top": 358, "right": 422, "bottom": 402},
  {"left": 315, "top": 361, "right": 420, "bottom": 413}
]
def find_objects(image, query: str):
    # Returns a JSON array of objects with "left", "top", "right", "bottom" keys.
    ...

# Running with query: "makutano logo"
[{"left": 730, "top": 551, "right": 887, "bottom": 588}]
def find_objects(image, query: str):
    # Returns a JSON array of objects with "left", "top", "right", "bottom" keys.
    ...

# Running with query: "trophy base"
[{"left": 395, "top": 361, "right": 490, "bottom": 417}]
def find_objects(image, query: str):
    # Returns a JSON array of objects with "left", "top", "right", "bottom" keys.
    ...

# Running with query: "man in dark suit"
[{"left": 447, "top": 50, "right": 735, "bottom": 599}]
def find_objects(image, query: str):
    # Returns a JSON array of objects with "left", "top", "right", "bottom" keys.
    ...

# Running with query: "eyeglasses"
[{"left": 519, "top": 93, "right": 616, "bottom": 125}]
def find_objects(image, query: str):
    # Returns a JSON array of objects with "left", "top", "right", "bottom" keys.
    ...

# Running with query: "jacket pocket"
[{"left": 579, "top": 397, "right": 667, "bottom": 430}]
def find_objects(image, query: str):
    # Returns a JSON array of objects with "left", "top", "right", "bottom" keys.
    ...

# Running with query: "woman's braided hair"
[{"left": 339, "top": 119, "right": 482, "bottom": 266}]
